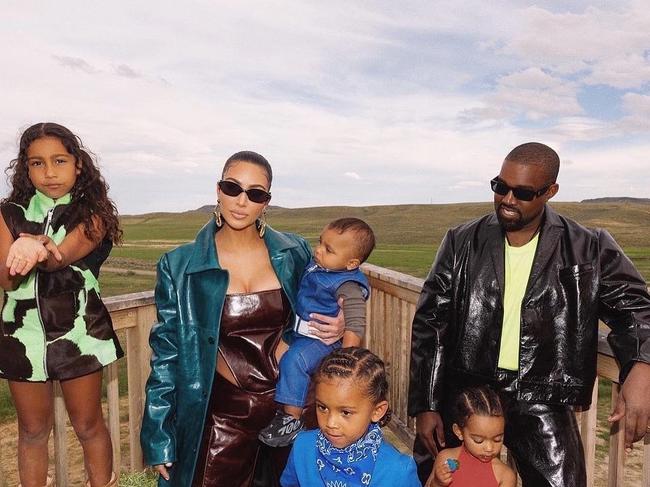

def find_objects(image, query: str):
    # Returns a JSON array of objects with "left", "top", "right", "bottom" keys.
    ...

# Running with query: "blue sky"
[{"left": 1, "top": 1, "right": 648, "bottom": 213}]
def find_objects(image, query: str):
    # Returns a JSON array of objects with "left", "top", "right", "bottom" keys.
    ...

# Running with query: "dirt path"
[{"left": 102, "top": 266, "right": 156, "bottom": 276}]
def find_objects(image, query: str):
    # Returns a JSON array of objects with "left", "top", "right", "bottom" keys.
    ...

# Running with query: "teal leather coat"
[{"left": 140, "top": 218, "right": 311, "bottom": 486}]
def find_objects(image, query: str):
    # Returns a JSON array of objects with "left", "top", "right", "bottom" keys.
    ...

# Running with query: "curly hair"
[
  {"left": 314, "top": 347, "right": 392, "bottom": 427},
  {"left": 4, "top": 122, "right": 122, "bottom": 244}
]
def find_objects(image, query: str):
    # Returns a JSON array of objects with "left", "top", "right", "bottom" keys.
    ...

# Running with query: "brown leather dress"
[{"left": 192, "top": 289, "right": 292, "bottom": 487}]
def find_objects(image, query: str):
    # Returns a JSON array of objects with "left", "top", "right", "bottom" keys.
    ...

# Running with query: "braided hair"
[
  {"left": 314, "top": 347, "right": 392, "bottom": 426},
  {"left": 451, "top": 385, "right": 504, "bottom": 428}
]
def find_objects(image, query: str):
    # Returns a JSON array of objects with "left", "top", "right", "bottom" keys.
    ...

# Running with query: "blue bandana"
[{"left": 316, "top": 423, "right": 383, "bottom": 487}]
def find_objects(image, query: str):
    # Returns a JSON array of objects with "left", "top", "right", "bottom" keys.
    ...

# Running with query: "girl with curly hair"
[{"left": 0, "top": 122, "right": 123, "bottom": 487}]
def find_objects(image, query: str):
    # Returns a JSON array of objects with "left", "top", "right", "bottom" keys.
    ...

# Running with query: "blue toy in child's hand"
[{"left": 446, "top": 458, "right": 460, "bottom": 472}]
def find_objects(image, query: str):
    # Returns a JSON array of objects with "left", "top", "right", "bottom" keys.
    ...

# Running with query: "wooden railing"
[
  {"left": 0, "top": 291, "right": 156, "bottom": 487},
  {"left": 0, "top": 265, "right": 648, "bottom": 486},
  {"left": 362, "top": 263, "right": 650, "bottom": 487}
]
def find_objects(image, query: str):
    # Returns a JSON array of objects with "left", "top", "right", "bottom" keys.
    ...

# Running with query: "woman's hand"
[
  {"left": 153, "top": 463, "right": 173, "bottom": 481},
  {"left": 6, "top": 236, "right": 50, "bottom": 276},
  {"left": 308, "top": 298, "right": 346, "bottom": 345}
]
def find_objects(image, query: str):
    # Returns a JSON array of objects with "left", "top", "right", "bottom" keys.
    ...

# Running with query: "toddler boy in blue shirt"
[{"left": 259, "top": 217, "right": 375, "bottom": 447}]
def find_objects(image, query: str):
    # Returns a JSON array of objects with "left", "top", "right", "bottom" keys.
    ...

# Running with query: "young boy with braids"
[{"left": 281, "top": 347, "right": 421, "bottom": 486}]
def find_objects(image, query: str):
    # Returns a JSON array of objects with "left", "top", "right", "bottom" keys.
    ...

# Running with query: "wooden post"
[
  {"left": 106, "top": 363, "right": 121, "bottom": 476},
  {"left": 126, "top": 305, "right": 156, "bottom": 471},
  {"left": 579, "top": 378, "right": 599, "bottom": 487},
  {"left": 126, "top": 325, "right": 143, "bottom": 472},
  {"left": 53, "top": 381, "right": 68, "bottom": 487},
  {"left": 0, "top": 429, "right": 6, "bottom": 487},
  {"left": 608, "top": 383, "right": 626, "bottom": 486}
]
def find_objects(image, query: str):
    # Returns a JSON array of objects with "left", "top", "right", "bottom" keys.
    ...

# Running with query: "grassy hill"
[{"left": 107, "top": 202, "right": 650, "bottom": 293}]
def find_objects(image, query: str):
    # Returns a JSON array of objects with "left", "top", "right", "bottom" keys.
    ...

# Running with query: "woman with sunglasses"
[{"left": 140, "top": 151, "right": 345, "bottom": 486}]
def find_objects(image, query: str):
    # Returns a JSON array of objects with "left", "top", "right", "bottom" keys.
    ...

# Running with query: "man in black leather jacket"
[{"left": 409, "top": 142, "right": 650, "bottom": 486}]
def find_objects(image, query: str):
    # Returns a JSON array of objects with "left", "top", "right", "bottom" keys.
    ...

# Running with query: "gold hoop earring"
[
  {"left": 214, "top": 203, "right": 223, "bottom": 227},
  {"left": 257, "top": 210, "right": 267, "bottom": 238}
]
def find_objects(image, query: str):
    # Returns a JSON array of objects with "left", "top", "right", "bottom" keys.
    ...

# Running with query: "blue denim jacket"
[{"left": 294, "top": 259, "right": 369, "bottom": 321}]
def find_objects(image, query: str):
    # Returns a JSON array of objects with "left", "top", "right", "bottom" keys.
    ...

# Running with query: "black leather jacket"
[{"left": 408, "top": 206, "right": 650, "bottom": 415}]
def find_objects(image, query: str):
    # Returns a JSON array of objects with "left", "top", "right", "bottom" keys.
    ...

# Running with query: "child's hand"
[
  {"left": 6, "top": 237, "right": 49, "bottom": 276},
  {"left": 425, "top": 460, "right": 453, "bottom": 487},
  {"left": 19, "top": 233, "right": 63, "bottom": 262}
]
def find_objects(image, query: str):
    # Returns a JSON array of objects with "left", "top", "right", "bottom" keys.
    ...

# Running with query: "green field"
[
  {"left": 109, "top": 201, "right": 650, "bottom": 285},
  {"left": 2, "top": 201, "right": 649, "bottom": 431}
]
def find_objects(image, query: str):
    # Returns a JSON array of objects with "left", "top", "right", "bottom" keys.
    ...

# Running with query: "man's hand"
[
  {"left": 608, "top": 361, "right": 650, "bottom": 451},
  {"left": 416, "top": 410, "right": 446, "bottom": 457}
]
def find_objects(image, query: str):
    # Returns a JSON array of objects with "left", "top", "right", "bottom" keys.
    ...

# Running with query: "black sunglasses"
[
  {"left": 218, "top": 180, "right": 271, "bottom": 204},
  {"left": 490, "top": 177, "right": 551, "bottom": 202}
]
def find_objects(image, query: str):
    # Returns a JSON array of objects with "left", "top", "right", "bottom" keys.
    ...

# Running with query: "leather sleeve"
[
  {"left": 141, "top": 253, "right": 179, "bottom": 466},
  {"left": 599, "top": 229, "right": 650, "bottom": 382},
  {"left": 408, "top": 230, "right": 455, "bottom": 416}
]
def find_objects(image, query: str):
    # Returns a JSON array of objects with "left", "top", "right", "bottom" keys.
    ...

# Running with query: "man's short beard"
[
  {"left": 498, "top": 214, "right": 526, "bottom": 231},
  {"left": 496, "top": 204, "right": 535, "bottom": 231}
]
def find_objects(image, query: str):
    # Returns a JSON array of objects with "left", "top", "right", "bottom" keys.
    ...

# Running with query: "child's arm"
[
  {"left": 342, "top": 330, "right": 361, "bottom": 347},
  {"left": 336, "top": 281, "right": 366, "bottom": 347},
  {"left": 26, "top": 215, "right": 106, "bottom": 272},
  {"left": 494, "top": 459, "right": 517, "bottom": 487},
  {"left": 426, "top": 448, "right": 458, "bottom": 487},
  {"left": 0, "top": 212, "right": 45, "bottom": 289}
]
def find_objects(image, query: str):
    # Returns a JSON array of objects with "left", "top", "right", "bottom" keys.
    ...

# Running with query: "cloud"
[
  {"left": 464, "top": 68, "right": 582, "bottom": 122},
  {"left": 53, "top": 55, "right": 99, "bottom": 74},
  {"left": 0, "top": 1, "right": 648, "bottom": 213},
  {"left": 113, "top": 64, "right": 141, "bottom": 79},
  {"left": 451, "top": 180, "right": 485, "bottom": 190}
]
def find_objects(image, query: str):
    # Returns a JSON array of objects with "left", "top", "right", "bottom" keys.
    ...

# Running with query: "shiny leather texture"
[
  {"left": 191, "top": 290, "right": 291, "bottom": 486},
  {"left": 191, "top": 375, "right": 291, "bottom": 487},
  {"left": 504, "top": 400, "right": 585, "bottom": 486},
  {"left": 217, "top": 290, "right": 290, "bottom": 393},
  {"left": 140, "top": 218, "right": 311, "bottom": 486},
  {"left": 409, "top": 205, "right": 650, "bottom": 416}
]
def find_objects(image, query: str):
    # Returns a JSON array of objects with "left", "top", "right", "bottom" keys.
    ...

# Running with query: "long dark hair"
[{"left": 4, "top": 123, "right": 122, "bottom": 244}]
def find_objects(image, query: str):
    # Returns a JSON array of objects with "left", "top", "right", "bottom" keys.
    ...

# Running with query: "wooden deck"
[{"left": 0, "top": 264, "right": 648, "bottom": 486}]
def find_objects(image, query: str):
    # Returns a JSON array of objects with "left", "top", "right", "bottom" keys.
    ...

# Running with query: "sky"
[{"left": 1, "top": 1, "right": 649, "bottom": 214}]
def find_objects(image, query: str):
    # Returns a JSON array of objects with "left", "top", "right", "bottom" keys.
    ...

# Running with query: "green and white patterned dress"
[{"left": 0, "top": 190, "right": 123, "bottom": 381}]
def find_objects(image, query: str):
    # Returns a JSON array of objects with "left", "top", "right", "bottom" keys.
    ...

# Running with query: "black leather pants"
[{"left": 414, "top": 370, "right": 587, "bottom": 487}]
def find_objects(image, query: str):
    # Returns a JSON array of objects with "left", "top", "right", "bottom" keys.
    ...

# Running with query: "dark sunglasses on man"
[
  {"left": 218, "top": 180, "right": 272, "bottom": 204},
  {"left": 490, "top": 177, "right": 552, "bottom": 202}
]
